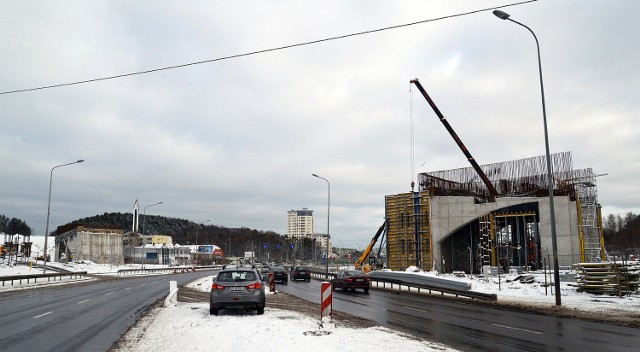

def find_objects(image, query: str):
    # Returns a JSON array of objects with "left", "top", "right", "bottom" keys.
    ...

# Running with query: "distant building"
[
  {"left": 54, "top": 225, "right": 124, "bottom": 265},
  {"left": 313, "top": 233, "right": 332, "bottom": 256},
  {"left": 287, "top": 209, "right": 314, "bottom": 240},
  {"left": 141, "top": 235, "right": 173, "bottom": 245}
]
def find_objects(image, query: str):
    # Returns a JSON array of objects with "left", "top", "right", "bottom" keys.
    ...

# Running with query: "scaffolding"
[
  {"left": 572, "top": 168, "right": 607, "bottom": 262},
  {"left": 385, "top": 191, "right": 432, "bottom": 271}
]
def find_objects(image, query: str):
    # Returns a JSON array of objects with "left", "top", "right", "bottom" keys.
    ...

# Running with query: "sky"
[{"left": 1, "top": 0, "right": 638, "bottom": 249}]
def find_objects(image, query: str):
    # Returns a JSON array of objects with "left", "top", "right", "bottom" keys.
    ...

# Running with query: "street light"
[
  {"left": 195, "top": 219, "right": 210, "bottom": 265},
  {"left": 142, "top": 201, "right": 163, "bottom": 236},
  {"left": 43, "top": 159, "right": 84, "bottom": 274},
  {"left": 493, "top": 10, "right": 561, "bottom": 306},
  {"left": 312, "top": 173, "right": 330, "bottom": 278}
]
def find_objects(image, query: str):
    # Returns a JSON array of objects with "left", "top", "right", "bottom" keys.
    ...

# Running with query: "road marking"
[
  {"left": 125, "top": 287, "right": 132, "bottom": 290},
  {"left": 78, "top": 299, "right": 90, "bottom": 304},
  {"left": 403, "top": 306, "right": 428, "bottom": 313},
  {"left": 491, "top": 323, "right": 543, "bottom": 335},
  {"left": 34, "top": 311, "right": 53, "bottom": 319},
  {"left": 105, "top": 292, "right": 114, "bottom": 296}
]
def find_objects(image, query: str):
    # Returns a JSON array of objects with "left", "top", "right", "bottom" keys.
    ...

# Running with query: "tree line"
[{"left": 602, "top": 212, "right": 639, "bottom": 252}]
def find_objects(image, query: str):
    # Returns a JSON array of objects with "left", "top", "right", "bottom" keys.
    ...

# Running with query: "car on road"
[
  {"left": 210, "top": 267, "right": 265, "bottom": 315},
  {"left": 290, "top": 266, "right": 311, "bottom": 282},
  {"left": 332, "top": 269, "right": 371, "bottom": 293},
  {"left": 268, "top": 266, "right": 288, "bottom": 283}
]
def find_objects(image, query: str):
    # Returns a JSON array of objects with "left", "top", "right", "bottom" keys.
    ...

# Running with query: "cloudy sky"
[{"left": 1, "top": 1, "right": 638, "bottom": 249}]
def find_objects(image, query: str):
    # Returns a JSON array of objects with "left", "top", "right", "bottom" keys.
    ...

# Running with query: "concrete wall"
[
  {"left": 430, "top": 195, "right": 579, "bottom": 272},
  {"left": 57, "top": 230, "right": 124, "bottom": 265}
]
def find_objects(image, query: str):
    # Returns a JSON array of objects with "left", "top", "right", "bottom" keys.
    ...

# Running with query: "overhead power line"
[{"left": 1, "top": 0, "right": 535, "bottom": 95}]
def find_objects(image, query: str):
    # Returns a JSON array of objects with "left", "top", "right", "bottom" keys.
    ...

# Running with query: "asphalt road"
[
  {"left": 0, "top": 271, "right": 212, "bottom": 352},
  {"left": 277, "top": 278, "right": 640, "bottom": 352}
]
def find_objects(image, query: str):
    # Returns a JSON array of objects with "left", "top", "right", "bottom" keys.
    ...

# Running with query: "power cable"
[{"left": 1, "top": 0, "right": 536, "bottom": 95}]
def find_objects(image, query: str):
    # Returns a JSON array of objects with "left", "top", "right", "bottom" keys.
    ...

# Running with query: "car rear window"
[
  {"left": 296, "top": 267, "right": 309, "bottom": 271},
  {"left": 217, "top": 271, "right": 257, "bottom": 282}
]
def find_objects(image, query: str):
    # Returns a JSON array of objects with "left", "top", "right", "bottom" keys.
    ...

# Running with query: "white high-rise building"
[{"left": 287, "top": 209, "right": 314, "bottom": 240}]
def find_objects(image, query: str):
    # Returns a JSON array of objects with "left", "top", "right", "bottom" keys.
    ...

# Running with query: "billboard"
[{"left": 198, "top": 245, "right": 214, "bottom": 254}]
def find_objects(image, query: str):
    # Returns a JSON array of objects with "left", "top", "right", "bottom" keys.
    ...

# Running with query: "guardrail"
[
  {"left": 307, "top": 267, "right": 496, "bottom": 301},
  {"left": 369, "top": 277, "right": 497, "bottom": 301},
  {"left": 117, "top": 265, "right": 221, "bottom": 276},
  {"left": 0, "top": 271, "right": 88, "bottom": 287}
]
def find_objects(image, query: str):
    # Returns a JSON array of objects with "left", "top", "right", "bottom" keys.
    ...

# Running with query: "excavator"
[{"left": 355, "top": 222, "right": 387, "bottom": 273}]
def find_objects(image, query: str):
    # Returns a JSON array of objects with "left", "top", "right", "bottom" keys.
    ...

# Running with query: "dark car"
[
  {"left": 210, "top": 267, "right": 265, "bottom": 315},
  {"left": 268, "top": 266, "right": 288, "bottom": 283},
  {"left": 332, "top": 269, "right": 371, "bottom": 293},
  {"left": 290, "top": 266, "right": 311, "bottom": 282}
]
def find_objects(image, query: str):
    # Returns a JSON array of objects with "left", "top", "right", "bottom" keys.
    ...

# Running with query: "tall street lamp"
[
  {"left": 312, "top": 173, "right": 330, "bottom": 278},
  {"left": 195, "top": 219, "right": 210, "bottom": 265},
  {"left": 142, "top": 201, "right": 163, "bottom": 236},
  {"left": 493, "top": 10, "right": 561, "bottom": 306},
  {"left": 43, "top": 159, "right": 84, "bottom": 274}
]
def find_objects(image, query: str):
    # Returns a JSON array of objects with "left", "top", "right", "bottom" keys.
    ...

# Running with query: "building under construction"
[{"left": 384, "top": 151, "right": 606, "bottom": 273}]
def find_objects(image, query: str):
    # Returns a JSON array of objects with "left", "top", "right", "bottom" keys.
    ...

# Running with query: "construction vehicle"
[{"left": 355, "top": 222, "right": 387, "bottom": 273}]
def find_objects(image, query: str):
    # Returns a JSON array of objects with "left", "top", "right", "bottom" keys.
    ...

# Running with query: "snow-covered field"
[{"left": 2, "top": 236, "right": 639, "bottom": 351}]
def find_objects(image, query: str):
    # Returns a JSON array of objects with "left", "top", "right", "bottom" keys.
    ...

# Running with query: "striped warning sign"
[{"left": 320, "top": 281, "right": 332, "bottom": 320}]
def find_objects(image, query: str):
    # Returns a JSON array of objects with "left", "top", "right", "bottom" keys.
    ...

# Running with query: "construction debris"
[{"left": 573, "top": 262, "right": 640, "bottom": 296}]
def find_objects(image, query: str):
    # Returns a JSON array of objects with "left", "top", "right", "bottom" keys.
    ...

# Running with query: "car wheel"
[
  {"left": 306, "top": 278, "right": 310, "bottom": 282},
  {"left": 257, "top": 306, "right": 265, "bottom": 315},
  {"left": 364, "top": 287, "right": 370, "bottom": 293},
  {"left": 210, "top": 306, "right": 219, "bottom": 316}
]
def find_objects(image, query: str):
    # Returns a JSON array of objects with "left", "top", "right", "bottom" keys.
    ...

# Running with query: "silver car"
[{"left": 210, "top": 268, "right": 266, "bottom": 315}]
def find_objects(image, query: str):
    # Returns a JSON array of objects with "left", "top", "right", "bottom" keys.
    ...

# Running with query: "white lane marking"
[
  {"left": 402, "top": 306, "right": 428, "bottom": 313},
  {"left": 105, "top": 292, "right": 114, "bottom": 296},
  {"left": 491, "top": 323, "right": 543, "bottom": 335},
  {"left": 78, "top": 299, "right": 90, "bottom": 304},
  {"left": 125, "top": 287, "right": 132, "bottom": 290},
  {"left": 34, "top": 311, "right": 53, "bottom": 319}
]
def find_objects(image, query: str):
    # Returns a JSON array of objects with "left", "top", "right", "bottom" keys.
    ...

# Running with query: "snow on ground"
[
  {"left": 2, "top": 236, "right": 638, "bottom": 351},
  {"left": 115, "top": 290, "right": 457, "bottom": 352}
]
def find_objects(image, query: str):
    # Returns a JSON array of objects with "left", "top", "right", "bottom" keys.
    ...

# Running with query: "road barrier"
[
  {"left": 117, "top": 265, "right": 221, "bottom": 276},
  {"left": 0, "top": 271, "right": 88, "bottom": 286},
  {"left": 164, "top": 280, "right": 178, "bottom": 307},
  {"left": 320, "top": 281, "right": 332, "bottom": 321}
]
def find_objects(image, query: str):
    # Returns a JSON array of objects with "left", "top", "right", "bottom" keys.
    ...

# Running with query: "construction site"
[{"left": 379, "top": 79, "right": 606, "bottom": 274}]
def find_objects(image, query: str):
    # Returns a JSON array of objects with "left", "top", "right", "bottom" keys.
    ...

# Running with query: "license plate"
[
  {"left": 356, "top": 279, "right": 364, "bottom": 282},
  {"left": 229, "top": 287, "right": 245, "bottom": 291}
]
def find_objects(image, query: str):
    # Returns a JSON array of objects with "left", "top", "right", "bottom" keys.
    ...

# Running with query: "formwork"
[{"left": 385, "top": 191, "right": 432, "bottom": 271}]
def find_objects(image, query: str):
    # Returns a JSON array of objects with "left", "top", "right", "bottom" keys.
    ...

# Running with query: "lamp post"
[
  {"left": 493, "top": 10, "right": 561, "bottom": 306},
  {"left": 195, "top": 219, "right": 210, "bottom": 265},
  {"left": 43, "top": 159, "right": 84, "bottom": 274},
  {"left": 142, "top": 201, "right": 163, "bottom": 267},
  {"left": 312, "top": 173, "right": 330, "bottom": 278},
  {"left": 142, "top": 202, "right": 163, "bottom": 236}
]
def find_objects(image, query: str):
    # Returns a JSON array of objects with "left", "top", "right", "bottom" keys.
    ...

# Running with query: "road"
[
  {"left": 277, "top": 278, "right": 640, "bottom": 351},
  {"left": 0, "top": 271, "right": 211, "bottom": 352}
]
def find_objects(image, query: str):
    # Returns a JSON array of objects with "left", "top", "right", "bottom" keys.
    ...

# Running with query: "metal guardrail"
[
  {"left": 0, "top": 271, "right": 88, "bottom": 287},
  {"left": 117, "top": 265, "right": 221, "bottom": 276},
  {"left": 307, "top": 267, "right": 496, "bottom": 301},
  {"left": 369, "top": 277, "right": 497, "bottom": 301}
]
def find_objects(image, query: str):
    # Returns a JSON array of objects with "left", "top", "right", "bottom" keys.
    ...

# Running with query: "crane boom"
[{"left": 410, "top": 78, "right": 498, "bottom": 198}]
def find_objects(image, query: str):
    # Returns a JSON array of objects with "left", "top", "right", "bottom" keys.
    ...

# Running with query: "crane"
[
  {"left": 410, "top": 78, "right": 498, "bottom": 199},
  {"left": 355, "top": 222, "right": 387, "bottom": 273}
]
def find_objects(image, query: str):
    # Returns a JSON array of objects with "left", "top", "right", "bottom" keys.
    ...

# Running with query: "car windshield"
[
  {"left": 216, "top": 271, "right": 256, "bottom": 282},
  {"left": 344, "top": 270, "right": 364, "bottom": 277}
]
